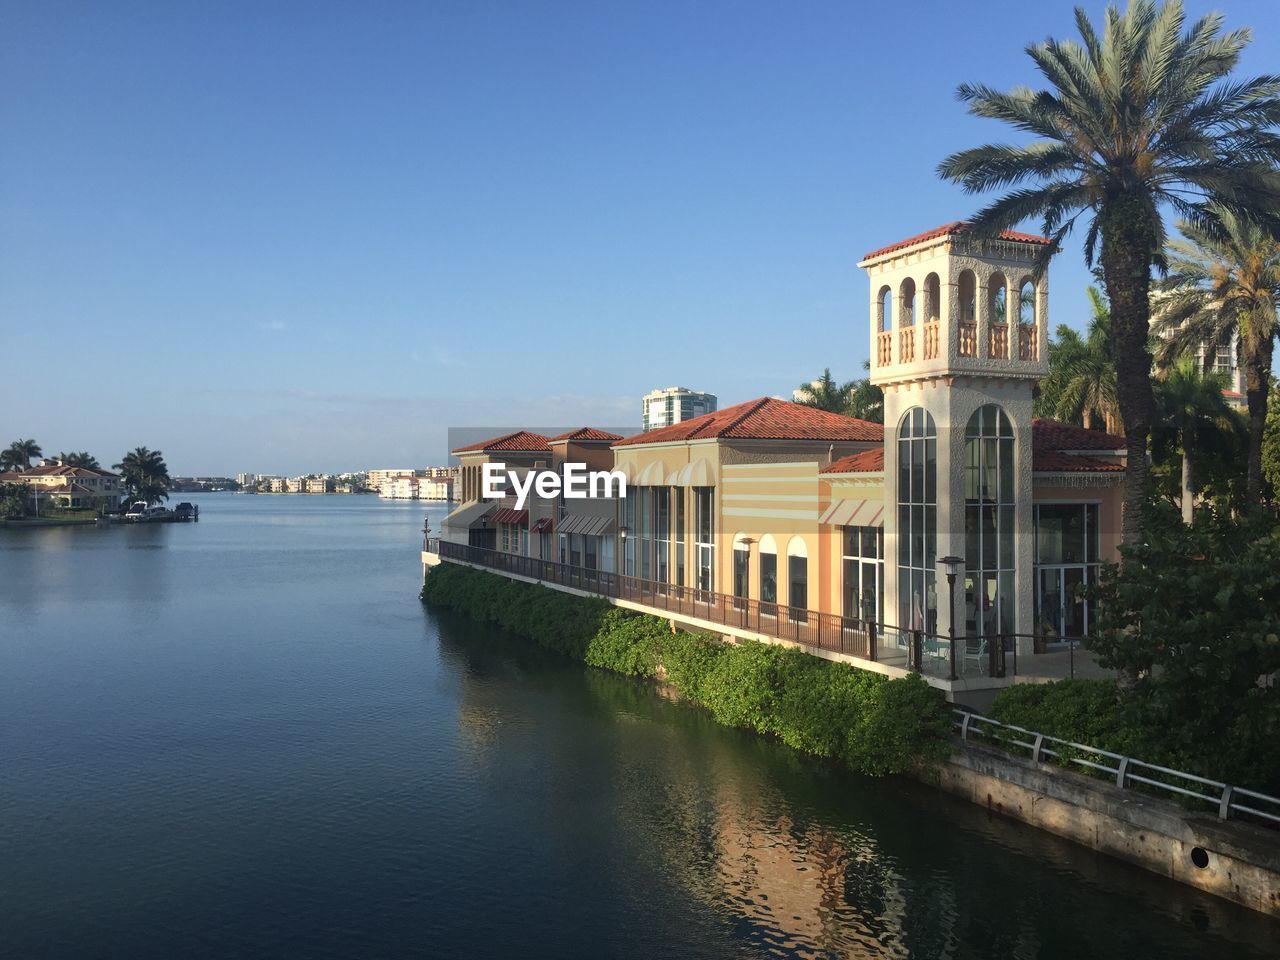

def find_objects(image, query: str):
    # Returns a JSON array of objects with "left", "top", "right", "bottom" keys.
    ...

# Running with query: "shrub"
[{"left": 423, "top": 563, "right": 952, "bottom": 777}]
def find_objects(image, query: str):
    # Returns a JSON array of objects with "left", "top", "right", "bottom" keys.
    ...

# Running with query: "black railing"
[
  {"left": 428, "top": 539, "right": 883, "bottom": 663},
  {"left": 425, "top": 539, "right": 1090, "bottom": 681}
]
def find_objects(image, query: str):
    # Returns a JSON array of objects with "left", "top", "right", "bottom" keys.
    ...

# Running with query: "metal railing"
[
  {"left": 425, "top": 539, "right": 1089, "bottom": 682},
  {"left": 429, "top": 538, "right": 884, "bottom": 663},
  {"left": 953, "top": 709, "right": 1280, "bottom": 828}
]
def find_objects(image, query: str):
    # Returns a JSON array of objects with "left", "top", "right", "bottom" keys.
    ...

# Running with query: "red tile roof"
[
  {"left": 451, "top": 431, "right": 551, "bottom": 455},
  {"left": 547, "top": 427, "right": 625, "bottom": 443},
  {"left": 860, "top": 221, "right": 1053, "bottom": 262},
  {"left": 1031, "top": 419, "right": 1125, "bottom": 452},
  {"left": 0, "top": 463, "right": 118, "bottom": 479},
  {"left": 1222, "top": 389, "right": 1243, "bottom": 399},
  {"left": 821, "top": 448, "right": 885, "bottom": 474},
  {"left": 1033, "top": 450, "right": 1124, "bottom": 473},
  {"left": 614, "top": 397, "right": 883, "bottom": 447}
]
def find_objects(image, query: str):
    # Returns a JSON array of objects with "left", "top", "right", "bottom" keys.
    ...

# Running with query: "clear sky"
[{"left": 3, "top": 0, "right": 1277, "bottom": 475}]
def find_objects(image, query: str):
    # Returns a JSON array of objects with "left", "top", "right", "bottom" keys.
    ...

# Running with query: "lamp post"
[{"left": 938, "top": 555, "right": 963, "bottom": 681}]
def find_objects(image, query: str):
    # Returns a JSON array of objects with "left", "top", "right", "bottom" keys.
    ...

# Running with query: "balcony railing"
[
  {"left": 899, "top": 327, "right": 915, "bottom": 363},
  {"left": 429, "top": 539, "right": 883, "bottom": 662},
  {"left": 1018, "top": 323, "right": 1038, "bottom": 361},
  {"left": 922, "top": 320, "right": 940, "bottom": 360},
  {"left": 989, "top": 323, "right": 1009, "bottom": 359},
  {"left": 958, "top": 321, "right": 977, "bottom": 357},
  {"left": 877, "top": 331, "right": 892, "bottom": 366}
]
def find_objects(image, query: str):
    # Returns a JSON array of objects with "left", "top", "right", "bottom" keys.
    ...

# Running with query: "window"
[
  {"left": 1034, "top": 503, "right": 1100, "bottom": 639},
  {"left": 694, "top": 486, "right": 714, "bottom": 594},
  {"left": 584, "top": 535, "right": 597, "bottom": 571},
  {"left": 732, "top": 534, "right": 750, "bottom": 609},
  {"left": 842, "top": 525, "right": 883, "bottom": 623},
  {"left": 965, "top": 404, "right": 1016, "bottom": 639},
  {"left": 623, "top": 490, "right": 636, "bottom": 575},
  {"left": 758, "top": 534, "right": 778, "bottom": 614},
  {"left": 897, "top": 408, "right": 937, "bottom": 634},
  {"left": 787, "top": 537, "right": 808, "bottom": 622},
  {"left": 675, "top": 492, "right": 686, "bottom": 586},
  {"left": 654, "top": 488, "right": 670, "bottom": 584}
]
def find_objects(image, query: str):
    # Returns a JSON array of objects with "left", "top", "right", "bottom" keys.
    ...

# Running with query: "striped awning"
[
  {"left": 819, "top": 498, "right": 884, "bottom": 528},
  {"left": 557, "top": 514, "right": 616, "bottom": 536},
  {"left": 531, "top": 517, "right": 554, "bottom": 534},
  {"left": 490, "top": 508, "right": 528, "bottom": 526}
]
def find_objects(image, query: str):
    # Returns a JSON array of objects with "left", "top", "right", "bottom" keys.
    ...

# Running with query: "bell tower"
[{"left": 857, "top": 222, "right": 1053, "bottom": 665}]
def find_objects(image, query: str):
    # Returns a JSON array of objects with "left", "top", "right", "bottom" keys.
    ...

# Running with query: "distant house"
[{"left": 0, "top": 462, "right": 125, "bottom": 511}]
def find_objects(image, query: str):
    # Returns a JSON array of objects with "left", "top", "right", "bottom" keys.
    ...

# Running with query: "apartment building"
[{"left": 641, "top": 387, "right": 717, "bottom": 432}]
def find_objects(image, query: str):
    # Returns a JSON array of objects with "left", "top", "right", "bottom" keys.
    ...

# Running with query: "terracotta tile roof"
[
  {"left": 451, "top": 431, "right": 551, "bottom": 455},
  {"left": 1033, "top": 450, "right": 1124, "bottom": 473},
  {"left": 547, "top": 427, "right": 625, "bottom": 443},
  {"left": 2, "top": 463, "right": 119, "bottom": 479},
  {"left": 614, "top": 397, "right": 883, "bottom": 447},
  {"left": 1031, "top": 419, "right": 1125, "bottom": 452},
  {"left": 1222, "top": 389, "right": 1244, "bottom": 399},
  {"left": 821, "top": 448, "right": 885, "bottom": 474},
  {"left": 860, "top": 221, "right": 1053, "bottom": 262}
]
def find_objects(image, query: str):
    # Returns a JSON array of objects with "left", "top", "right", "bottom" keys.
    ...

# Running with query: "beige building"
[{"left": 0, "top": 462, "right": 126, "bottom": 511}]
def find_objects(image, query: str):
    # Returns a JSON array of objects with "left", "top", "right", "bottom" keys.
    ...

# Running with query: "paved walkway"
[{"left": 1015, "top": 645, "right": 1114, "bottom": 683}]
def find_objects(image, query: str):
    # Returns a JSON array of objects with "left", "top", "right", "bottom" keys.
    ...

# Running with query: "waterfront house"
[
  {"left": 429, "top": 220, "right": 1128, "bottom": 692},
  {"left": 444, "top": 431, "right": 552, "bottom": 550},
  {"left": 0, "top": 462, "right": 125, "bottom": 511}
]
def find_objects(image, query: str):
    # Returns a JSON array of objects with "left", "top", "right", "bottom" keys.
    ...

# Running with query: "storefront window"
[{"left": 964, "top": 404, "right": 1015, "bottom": 639}]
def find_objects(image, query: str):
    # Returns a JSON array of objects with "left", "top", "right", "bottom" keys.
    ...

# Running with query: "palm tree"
[
  {"left": 1155, "top": 357, "right": 1239, "bottom": 522},
  {"left": 1, "top": 438, "right": 43, "bottom": 472},
  {"left": 938, "top": 0, "right": 1280, "bottom": 545},
  {"left": 55, "top": 451, "right": 101, "bottom": 469},
  {"left": 1037, "top": 287, "right": 1120, "bottom": 432},
  {"left": 794, "top": 369, "right": 857, "bottom": 414},
  {"left": 1153, "top": 208, "right": 1280, "bottom": 503},
  {"left": 847, "top": 361, "right": 885, "bottom": 424},
  {"left": 113, "top": 447, "right": 172, "bottom": 505}
]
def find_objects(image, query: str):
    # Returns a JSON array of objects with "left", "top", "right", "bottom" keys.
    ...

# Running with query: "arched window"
[
  {"left": 964, "top": 404, "right": 1015, "bottom": 641},
  {"left": 877, "top": 286, "right": 893, "bottom": 332},
  {"left": 732, "top": 532, "right": 751, "bottom": 605},
  {"left": 787, "top": 536, "right": 808, "bottom": 623},
  {"left": 957, "top": 270, "right": 976, "bottom": 323},
  {"left": 988, "top": 272, "right": 1008, "bottom": 324},
  {"left": 899, "top": 278, "right": 917, "bottom": 327},
  {"left": 923, "top": 273, "right": 941, "bottom": 324},
  {"left": 897, "top": 408, "right": 937, "bottom": 635},
  {"left": 1018, "top": 280, "right": 1035, "bottom": 325},
  {"left": 758, "top": 534, "right": 778, "bottom": 616}
]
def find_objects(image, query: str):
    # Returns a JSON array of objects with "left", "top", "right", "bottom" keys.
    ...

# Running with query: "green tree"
[
  {"left": 1154, "top": 357, "right": 1240, "bottom": 521},
  {"left": 1036, "top": 287, "right": 1120, "bottom": 431},
  {"left": 1153, "top": 209, "right": 1280, "bottom": 504},
  {"left": 113, "top": 447, "right": 172, "bottom": 506},
  {"left": 794, "top": 368, "right": 856, "bottom": 413},
  {"left": 0, "top": 482, "right": 28, "bottom": 519},
  {"left": 1, "top": 438, "right": 43, "bottom": 472},
  {"left": 55, "top": 451, "right": 101, "bottom": 469},
  {"left": 938, "top": 0, "right": 1280, "bottom": 546},
  {"left": 1264, "top": 377, "right": 1280, "bottom": 498}
]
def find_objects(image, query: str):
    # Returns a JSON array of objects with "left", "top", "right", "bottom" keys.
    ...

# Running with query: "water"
[{"left": 1, "top": 494, "right": 1275, "bottom": 959}]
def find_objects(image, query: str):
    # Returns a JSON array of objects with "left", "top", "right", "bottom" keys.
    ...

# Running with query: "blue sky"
[{"left": 3, "top": 0, "right": 1277, "bottom": 475}]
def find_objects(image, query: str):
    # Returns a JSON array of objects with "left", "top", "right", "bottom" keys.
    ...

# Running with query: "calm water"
[{"left": 1, "top": 494, "right": 1275, "bottom": 959}]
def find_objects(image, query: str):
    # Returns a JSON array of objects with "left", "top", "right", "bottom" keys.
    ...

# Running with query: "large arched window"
[
  {"left": 787, "top": 536, "right": 808, "bottom": 623},
  {"left": 964, "top": 404, "right": 1015, "bottom": 640},
  {"left": 877, "top": 286, "right": 893, "bottom": 332},
  {"left": 897, "top": 408, "right": 937, "bottom": 635},
  {"left": 758, "top": 533, "right": 778, "bottom": 616},
  {"left": 899, "top": 277, "right": 917, "bottom": 327}
]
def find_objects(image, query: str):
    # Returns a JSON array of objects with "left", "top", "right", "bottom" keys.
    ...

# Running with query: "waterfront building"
[
  {"left": 0, "top": 462, "right": 125, "bottom": 511},
  {"left": 304, "top": 476, "right": 332, "bottom": 494},
  {"left": 642, "top": 386, "right": 717, "bottom": 432},
  {"left": 430, "top": 221, "right": 1128, "bottom": 691},
  {"left": 417, "top": 477, "right": 455, "bottom": 501}
]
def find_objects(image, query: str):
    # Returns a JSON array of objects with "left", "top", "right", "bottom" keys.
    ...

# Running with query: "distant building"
[
  {"left": 418, "top": 476, "right": 454, "bottom": 501},
  {"left": 642, "top": 387, "right": 717, "bottom": 432},
  {"left": 304, "top": 476, "right": 332, "bottom": 494}
]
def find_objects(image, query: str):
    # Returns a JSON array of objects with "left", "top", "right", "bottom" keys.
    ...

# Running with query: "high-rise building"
[{"left": 641, "top": 387, "right": 717, "bottom": 432}]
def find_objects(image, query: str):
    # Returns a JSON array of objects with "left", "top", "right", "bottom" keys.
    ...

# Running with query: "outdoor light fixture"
[
  {"left": 938, "top": 556, "right": 964, "bottom": 681},
  {"left": 619, "top": 525, "right": 629, "bottom": 541}
]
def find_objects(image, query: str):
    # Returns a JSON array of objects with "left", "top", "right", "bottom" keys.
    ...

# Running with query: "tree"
[
  {"left": 55, "top": 451, "right": 101, "bottom": 469},
  {"left": 938, "top": 0, "right": 1280, "bottom": 546},
  {"left": 113, "top": 447, "right": 172, "bottom": 506},
  {"left": 794, "top": 369, "right": 856, "bottom": 413},
  {"left": 1264, "top": 377, "right": 1280, "bottom": 499},
  {"left": 1153, "top": 356, "right": 1240, "bottom": 522},
  {"left": 1036, "top": 287, "right": 1120, "bottom": 431},
  {"left": 0, "top": 482, "right": 28, "bottom": 519},
  {"left": 1, "top": 438, "right": 43, "bottom": 472},
  {"left": 1152, "top": 209, "right": 1280, "bottom": 504}
]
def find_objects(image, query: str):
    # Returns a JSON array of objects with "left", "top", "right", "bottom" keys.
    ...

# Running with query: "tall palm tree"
[
  {"left": 55, "top": 451, "right": 101, "bottom": 469},
  {"left": 2, "top": 439, "right": 43, "bottom": 472},
  {"left": 113, "top": 447, "right": 172, "bottom": 506},
  {"left": 794, "top": 369, "right": 857, "bottom": 414},
  {"left": 1153, "top": 208, "right": 1280, "bottom": 503},
  {"left": 848, "top": 360, "right": 885, "bottom": 424},
  {"left": 938, "top": 0, "right": 1280, "bottom": 545},
  {"left": 1155, "top": 356, "right": 1238, "bottom": 522},
  {"left": 1037, "top": 287, "right": 1120, "bottom": 432}
]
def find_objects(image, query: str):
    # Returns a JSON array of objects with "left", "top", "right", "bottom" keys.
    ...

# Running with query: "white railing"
[{"left": 953, "top": 709, "right": 1280, "bottom": 827}]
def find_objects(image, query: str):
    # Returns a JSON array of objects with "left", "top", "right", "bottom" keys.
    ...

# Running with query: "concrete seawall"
[{"left": 921, "top": 741, "right": 1280, "bottom": 917}]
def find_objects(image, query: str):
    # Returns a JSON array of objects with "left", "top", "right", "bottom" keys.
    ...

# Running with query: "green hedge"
[
  {"left": 422, "top": 562, "right": 951, "bottom": 776},
  {"left": 989, "top": 679, "right": 1280, "bottom": 794}
]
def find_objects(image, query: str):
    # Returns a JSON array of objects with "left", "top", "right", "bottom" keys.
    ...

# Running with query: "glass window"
[
  {"left": 759, "top": 551, "right": 777, "bottom": 607},
  {"left": 1034, "top": 503, "right": 1102, "bottom": 639},
  {"left": 694, "top": 487, "right": 714, "bottom": 593},
  {"left": 965, "top": 405, "right": 1016, "bottom": 639},
  {"left": 789, "top": 555, "right": 808, "bottom": 621},
  {"left": 897, "top": 408, "right": 937, "bottom": 634}
]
